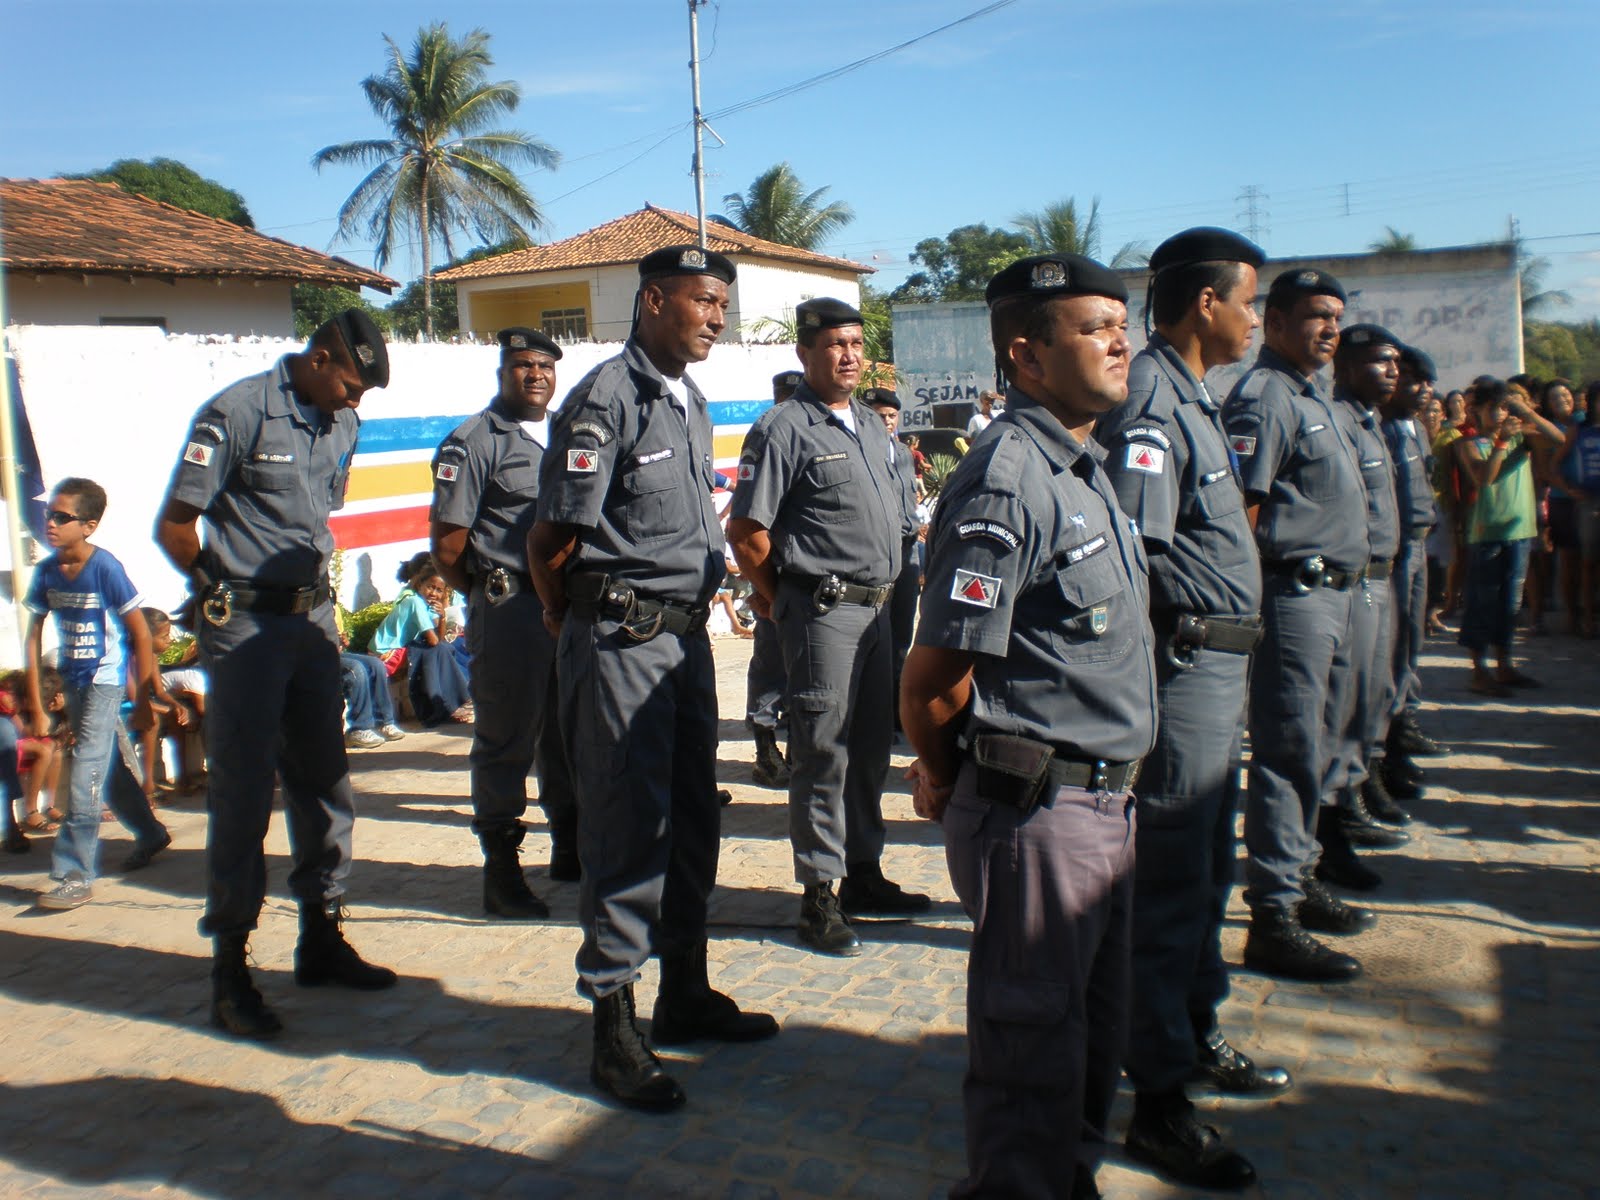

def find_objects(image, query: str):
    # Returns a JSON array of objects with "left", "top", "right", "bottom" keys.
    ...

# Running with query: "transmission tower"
[{"left": 1236, "top": 185, "right": 1270, "bottom": 243}]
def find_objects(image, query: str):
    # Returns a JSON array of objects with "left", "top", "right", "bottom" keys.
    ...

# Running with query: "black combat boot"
[
  {"left": 1125, "top": 1088, "right": 1257, "bottom": 1190},
  {"left": 211, "top": 933, "right": 283, "bottom": 1040},
  {"left": 1314, "top": 808, "right": 1383, "bottom": 892},
  {"left": 547, "top": 814, "right": 581, "bottom": 883},
  {"left": 1243, "top": 906, "right": 1362, "bottom": 982},
  {"left": 592, "top": 984, "right": 686, "bottom": 1112},
  {"left": 1191, "top": 1027, "right": 1292, "bottom": 1095},
  {"left": 1390, "top": 711, "right": 1446, "bottom": 757},
  {"left": 750, "top": 726, "right": 791, "bottom": 788},
  {"left": 838, "top": 859, "right": 931, "bottom": 916},
  {"left": 294, "top": 901, "right": 398, "bottom": 990},
  {"left": 798, "top": 881, "right": 862, "bottom": 957},
  {"left": 1381, "top": 754, "right": 1424, "bottom": 800},
  {"left": 1336, "top": 791, "right": 1410, "bottom": 848},
  {"left": 481, "top": 824, "right": 550, "bottom": 918},
  {"left": 651, "top": 939, "right": 780, "bottom": 1046},
  {"left": 1299, "top": 877, "right": 1378, "bottom": 935},
  {"left": 1361, "top": 759, "right": 1412, "bottom": 825}
]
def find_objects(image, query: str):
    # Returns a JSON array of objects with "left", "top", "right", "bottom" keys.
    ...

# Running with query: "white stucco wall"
[
  {"left": 728, "top": 262, "right": 863, "bottom": 343},
  {"left": 3, "top": 275, "right": 296, "bottom": 337}
]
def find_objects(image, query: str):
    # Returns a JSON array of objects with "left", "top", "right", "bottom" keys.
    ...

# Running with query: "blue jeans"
[
  {"left": 1460, "top": 538, "right": 1534, "bottom": 654},
  {"left": 339, "top": 652, "right": 396, "bottom": 731},
  {"left": 52, "top": 681, "right": 166, "bottom": 883},
  {"left": 0, "top": 717, "right": 20, "bottom": 836}
]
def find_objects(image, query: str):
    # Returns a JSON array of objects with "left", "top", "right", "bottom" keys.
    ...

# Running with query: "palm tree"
[
  {"left": 312, "top": 24, "right": 559, "bottom": 339},
  {"left": 1013, "top": 197, "right": 1148, "bottom": 268},
  {"left": 715, "top": 163, "right": 853, "bottom": 251},
  {"left": 1369, "top": 226, "right": 1419, "bottom": 254}
]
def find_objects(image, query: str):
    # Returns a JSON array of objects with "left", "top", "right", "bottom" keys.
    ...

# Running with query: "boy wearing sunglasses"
[{"left": 24, "top": 477, "right": 171, "bottom": 909}]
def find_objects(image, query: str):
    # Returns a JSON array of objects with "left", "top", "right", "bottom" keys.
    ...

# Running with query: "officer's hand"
[
  {"left": 749, "top": 592, "right": 772, "bottom": 621},
  {"left": 906, "top": 760, "right": 954, "bottom": 822}
]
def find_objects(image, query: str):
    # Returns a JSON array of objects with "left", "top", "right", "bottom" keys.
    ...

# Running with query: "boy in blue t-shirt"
[{"left": 24, "top": 477, "right": 171, "bottom": 909}]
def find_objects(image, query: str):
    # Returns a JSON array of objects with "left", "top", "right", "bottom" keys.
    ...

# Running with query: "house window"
[
  {"left": 99, "top": 316, "right": 167, "bottom": 331},
  {"left": 541, "top": 308, "right": 588, "bottom": 341}
]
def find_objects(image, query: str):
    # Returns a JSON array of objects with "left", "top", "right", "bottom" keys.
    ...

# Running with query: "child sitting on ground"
[
  {"left": 24, "top": 477, "right": 172, "bottom": 909},
  {"left": 138, "top": 608, "right": 206, "bottom": 800},
  {"left": 335, "top": 608, "right": 406, "bottom": 749},
  {"left": 371, "top": 552, "right": 473, "bottom": 728}
]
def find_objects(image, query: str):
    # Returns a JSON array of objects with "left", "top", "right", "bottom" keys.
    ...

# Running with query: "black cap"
[
  {"left": 322, "top": 309, "right": 389, "bottom": 389},
  {"left": 985, "top": 254, "right": 1128, "bottom": 306},
  {"left": 1338, "top": 323, "right": 1403, "bottom": 353},
  {"left": 1400, "top": 344, "right": 1438, "bottom": 382},
  {"left": 638, "top": 244, "right": 736, "bottom": 284},
  {"left": 1267, "top": 267, "right": 1346, "bottom": 306},
  {"left": 861, "top": 387, "right": 900, "bottom": 411},
  {"left": 497, "top": 327, "right": 563, "bottom": 360},
  {"left": 1149, "top": 226, "right": 1265, "bottom": 273},
  {"left": 772, "top": 370, "right": 803, "bottom": 393},
  {"left": 795, "top": 297, "right": 863, "bottom": 331}
]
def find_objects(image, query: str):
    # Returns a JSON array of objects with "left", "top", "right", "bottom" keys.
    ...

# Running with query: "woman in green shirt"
[{"left": 1453, "top": 380, "right": 1565, "bottom": 695}]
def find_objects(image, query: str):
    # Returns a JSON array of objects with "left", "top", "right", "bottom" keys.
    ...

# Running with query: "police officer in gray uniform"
[
  {"left": 746, "top": 370, "right": 803, "bottom": 789},
  {"left": 902, "top": 253, "right": 1155, "bottom": 1200},
  {"left": 863, "top": 387, "right": 924, "bottom": 728},
  {"left": 1096, "top": 228, "right": 1284, "bottom": 1191},
  {"left": 1314, "top": 326, "right": 1411, "bottom": 896},
  {"left": 727, "top": 298, "right": 929, "bottom": 960},
  {"left": 529, "top": 246, "right": 776, "bottom": 1112},
  {"left": 155, "top": 310, "right": 397, "bottom": 1040},
  {"left": 431, "top": 327, "right": 578, "bottom": 921},
  {"left": 1223, "top": 269, "right": 1370, "bottom": 982}
]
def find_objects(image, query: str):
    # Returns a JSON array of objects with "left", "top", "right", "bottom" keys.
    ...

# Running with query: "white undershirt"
[
  {"left": 519, "top": 419, "right": 548, "bottom": 446},
  {"left": 832, "top": 404, "right": 856, "bottom": 433},
  {"left": 661, "top": 374, "right": 690, "bottom": 423}
]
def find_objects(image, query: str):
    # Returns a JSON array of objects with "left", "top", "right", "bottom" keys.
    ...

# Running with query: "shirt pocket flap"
[
  {"left": 621, "top": 460, "right": 676, "bottom": 496},
  {"left": 1055, "top": 552, "right": 1121, "bottom": 611},
  {"left": 240, "top": 462, "right": 297, "bottom": 493},
  {"left": 804, "top": 457, "right": 853, "bottom": 489},
  {"left": 1298, "top": 427, "right": 1337, "bottom": 461},
  {"left": 1197, "top": 473, "right": 1245, "bottom": 519}
]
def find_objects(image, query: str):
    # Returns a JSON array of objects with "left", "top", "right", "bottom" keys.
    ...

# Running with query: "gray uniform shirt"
[
  {"left": 729, "top": 381, "right": 901, "bottom": 586},
  {"left": 1382, "top": 416, "right": 1438, "bottom": 533},
  {"left": 431, "top": 402, "right": 545, "bottom": 579},
  {"left": 916, "top": 387, "right": 1158, "bottom": 764},
  {"left": 1096, "top": 333, "right": 1262, "bottom": 619},
  {"left": 1222, "top": 346, "right": 1368, "bottom": 573},
  {"left": 163, "top": 358, "right": 357, "bottom": 587},
  {"left": 537, "top": 340, "right": 723, "bottom": 606},
  {"left": 1335, "top": 392, "right": 1401, "bottom": 563},
  {"left": 891, "top": 441, "right": 919, "bottom": 540}
]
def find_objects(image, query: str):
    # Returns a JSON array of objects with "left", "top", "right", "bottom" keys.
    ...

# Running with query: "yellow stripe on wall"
[{"left": 347, "top": 460, "right": 434, "bottom": 503}]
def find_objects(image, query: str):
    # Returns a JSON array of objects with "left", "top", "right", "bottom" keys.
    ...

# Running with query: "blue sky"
[{"left": 6, "top": 0, "right": 1600, "bottom": 318}]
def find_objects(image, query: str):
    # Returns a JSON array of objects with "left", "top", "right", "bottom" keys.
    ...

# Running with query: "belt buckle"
[
  {"left": 290, "top": 589, "right": 315, "bottom": 615},
  {"left": 1292, "top": 555, "right": 1326, "bottom": 595},
  {"left": 202, "top": 582, "right": 234, "bottom": 628},
  {"left": 485, "top": 567, "right": 512, "bottom": 603},
  {"left": 1089, "top": 759, "right": 1109, "bottom": 791}
]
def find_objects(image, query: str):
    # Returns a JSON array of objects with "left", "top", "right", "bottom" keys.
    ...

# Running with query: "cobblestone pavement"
[{"left": 2, "top": 630, "right": 1597, "bottom": 1199}]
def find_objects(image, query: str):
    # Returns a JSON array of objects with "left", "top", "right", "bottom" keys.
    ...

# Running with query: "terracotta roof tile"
[
  {"left": 0, "top": 178, "right": 396, "bottom": 292},
  {"left": 434, "top": 204, "right": 871, "bottom": 282}
]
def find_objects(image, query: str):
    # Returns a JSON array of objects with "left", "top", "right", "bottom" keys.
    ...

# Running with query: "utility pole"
[{"left": 689, "top": 0, "right": 708, "bottom": 248}]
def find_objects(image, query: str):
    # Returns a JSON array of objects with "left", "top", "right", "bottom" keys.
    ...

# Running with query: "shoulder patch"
[
  {"left": 569, "top": 420, "right": 613, "bottom": 445},
  {"left": 436, "top": 462, "right": 460, "bottom": 482},
  {"left": 1124, "top": 444, "right": 1166, "bottom": 474},
  {"left": 567, "top": 449, "right": 599, "bottom": 473},
  {"left": 194, "top": 420, "right": 227, "bottom": 444},
  {"left": 1230, "top": 435, "right": 1257, "bottom": 457},
  {"left": 437, "top": 441, "right": 468, "bottom": 459},
  {"left": 1122, "top": 426, "right": 1172, "bottom": 450},
  {"left": 737, "top": 459, "right": 756, "bottom": 481},
  {"left": 951, "top": 569, "right": 1001, "bottom": 609},
  {"left": 957, "top": 519, "right": 1021, "bottom": 551},
  {"left": 183, "top": 442, "right": 214, "bottom": 467}
]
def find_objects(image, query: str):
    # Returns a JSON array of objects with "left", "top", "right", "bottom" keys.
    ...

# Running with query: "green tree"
[
  {"left": 1369, "top": 226, "right": 1418, "bottom": 254},
  {"left": 889, "top": 223, "right": 1031, "bottom": 304},
  {"left": 1012, "top": 197, "right": 1148, "bottom": 268},
  {"left": 312, "top": 23, "right": 560, "bottom": 340},
  {"left": 292, "top": 285, "right": 392, "bottom": 341},
  {"left": 384, "top": 239, "right": 526, "bottom": 339},
  {"left": 69, "top": 157, "right": 254, "bottom": 227},
  {"left": 859, "top": 282, "right": 893, "bottom": 363},
  {"left": 715, "top": 162, "right": 854, "bottom": 251}
]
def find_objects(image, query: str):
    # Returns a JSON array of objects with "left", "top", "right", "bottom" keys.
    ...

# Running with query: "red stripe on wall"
[{"left": 330, "top": 505, "right": 430, "bottom": 549}]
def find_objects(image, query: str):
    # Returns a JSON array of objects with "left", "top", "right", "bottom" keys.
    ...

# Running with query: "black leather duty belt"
[
  {"left": 1263, "top": 557, "right": 1364, "bottom": 593},
  {"left": 963, "top": 732, "right": 1141, "bottom": 816},
  {"left": 1364, "top": 559, "right": 1395, "bottom": 581},
  {"left": 217, "top": 579, "right": 330, "bottom": 616},
  {"left": 1160, "top": 613, "right": 1263, "bottom": 668},
  {"left": 567, "top": 572, "right": 708, "bottom": 641},
  {"left": 473, "top": 568, "right": 534, "bottom": 602},
  {"left": 786, "top": 573, "right": 894, "bottom": 613}
]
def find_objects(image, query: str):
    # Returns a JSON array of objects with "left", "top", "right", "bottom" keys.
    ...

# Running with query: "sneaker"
[
  {"left": 378, "top": 723, "right": 407, "bottom": 742},
  {"left": 345, "top": 728, "right": 386, "bottom": 749},
  {"left": 39, "top": 873, "right": 93, "bottom": 910}
]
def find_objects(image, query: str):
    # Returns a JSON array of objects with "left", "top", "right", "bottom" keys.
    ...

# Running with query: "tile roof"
[
  {"left": 434, "top": 204, "right": 871, "bottom": 282},
  {"left": 0, "top": 178, "right": 396, "bottom": 292}
]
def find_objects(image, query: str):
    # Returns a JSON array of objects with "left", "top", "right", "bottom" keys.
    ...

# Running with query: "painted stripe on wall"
[
  {"left": 331, "top": 504, "right": 430, "bottom": 549},
  {"left": 346, "top": 460, "right": 435, "bottom": 503}
]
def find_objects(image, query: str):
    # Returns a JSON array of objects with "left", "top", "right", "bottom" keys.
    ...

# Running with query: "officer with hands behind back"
[
  {"left": 901, "top": 254, "right": 1156, "bottom": 1200},
  {"left": 155, "top": 310, "right": 397, "bottom": 1042},
  {"left": 430, "top": 327, "right": 579, "bottom": 922}
]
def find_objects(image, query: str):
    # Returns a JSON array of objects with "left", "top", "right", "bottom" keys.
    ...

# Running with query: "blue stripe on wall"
[{"left": 358, "top": 400, "right": 773, "bottom": 455}]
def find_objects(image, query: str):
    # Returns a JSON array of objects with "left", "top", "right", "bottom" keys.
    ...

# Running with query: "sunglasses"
[{"left": 45, "top": 509, "right": 84, "bottom": 526}]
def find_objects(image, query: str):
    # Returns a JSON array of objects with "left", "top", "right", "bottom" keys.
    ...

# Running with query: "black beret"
[
  {"left": 1149, "top": 226, "right": 1266, "bottom": 273},
  {"left": 795, "top": 297, "right": 863, "bottom": 331},
  {"left": 772, "top": 370, "right": 803, "bottom": 392},
  {"left": 1267, "top": 267, "right": 1346, "bottom": 305},
  {"left": 323, "top": 308, "right": 389, "bottom": 389},
  {"left": 496, "top": 326, "right": 563, "bottom": 359},
  {"left": 860, "top": 387, "right": 900, "bottom": 411},
  {"left": 1338, "top": 323, "right": 1403, "bottom": 353},
  {"left": 1399, "top": 344, "right": 1438, "bottom": 382},
  {"left": 985, "top": 253, "right": 1128, "bottom": 307},
  {"left": 638, "top": 244, "right": 736, "bottom": 284}
]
